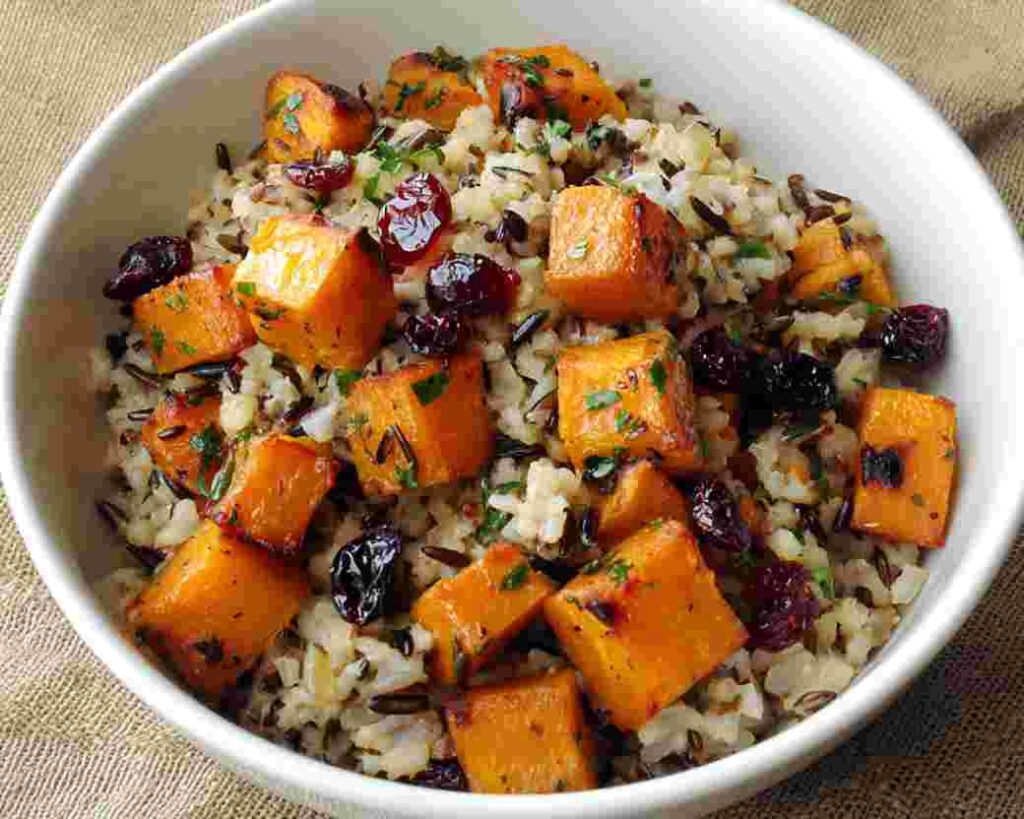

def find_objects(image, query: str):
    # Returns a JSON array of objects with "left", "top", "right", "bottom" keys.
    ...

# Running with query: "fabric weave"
[{"left": 0, "top": 1, "right": 1021, "bottom": 816}]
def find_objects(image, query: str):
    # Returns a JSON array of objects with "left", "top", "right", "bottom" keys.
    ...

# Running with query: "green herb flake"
[
  {"left": 544, "top": 119, "right": 572, "bottom": 141},
  {"left": 334, "top": 369, "right": 364, "bottom": 396},
  {"left": 189, "top": 424, "right": 223, "bottom": 494},
  {"left": 424, "top": 86, "right": 445, "bottom": 109},
  {"left": 582, "top": 454, "right": 619, "bottom": 481},
  {"left": 649, "top": 358, "right": 667, "bottom": 395},
  {"left": 284, "top": 92, "right": 304, "bottom": 111},
  {"left": 735, "top": 241, "right": 772, "bottom": 260},
  {"left": 265, "top": 96, "right": 288, "bottom": 120},
  {"left": 412, "top": 370, "right": 450, "bottom": 406},
  {"left": 164, "top": 292, "right": 189, "bottom": 312},
  {"left": 394, "top": 81, "right": 426, "bottom": 112},
  {"left": 585, "top": 389, "right": 621, "bottom": 410},
  {"left": 944, "top": 447, "right": 956, "bottom": 460},
  {"left": 607, "top": 559, "right": 632, "bottom": 586},
  {"left": 638, "top": 77, "right": 653, "bottom": 89},
  {"left": 282, "top": 113, "right": 301, "bottom": 135},
  {"left": 580, "top": 558, "right": 603, "bottom": 575},
  {"left": 699, "top": 437, "right": 711, "bottom": 460},
  {"left": 395, "top": 463, "right": 419, "bottom": 489},
  {"left": 852, "top": 377, "right": 868, "bottom": 388},
  {"left": 521, "top": 62, "right": 545, "bottom": 88},
  {"left": 910, "top": 493, "right": 925, "bottom": 507},
  {"left": 255, "top": 306, "right": 285, "bottom": 321},
  {"left": 500, "top": 562, "right": 530, "bottom": 591},
  {"left": 236, "top": 281, "right": 256, "bottom": 297},
  {"left": 208, "top": 454, "right": 235, "bottom": 502},
  {"left": 347, "top": 411, "right": 369, "bottom": 432},
  {"left": 363, "top": 173, "right": 382, "bottom": 203},
  {"left": 176, "top": 340, "right": 198, "bottom": 355},
  {"left": 149, "top": 327, "right": 165, "bottom": 356},
  {"left": 567, "top": 237, "right": 590, "bottom": 260},
  {"left": 811, "top": 567, "right": 835, "bottom": 600},
  {"left": 614, "top": 408, "right": 630, "bottom": 432}
]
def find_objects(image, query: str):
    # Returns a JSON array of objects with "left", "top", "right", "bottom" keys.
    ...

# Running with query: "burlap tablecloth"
[{"left": 1, "top": 1, "right": 1021, "bottom": 816}]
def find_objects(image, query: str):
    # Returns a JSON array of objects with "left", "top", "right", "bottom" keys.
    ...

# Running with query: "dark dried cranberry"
[
  {"left": 377, "top": 173, "right": 451, "bottom": 267},
  {"left": 747, "top": 561, "right": 820, "bottom": 650},
  {"left": 690, "top": 327, "right": 747, "bottom": 392},
  {"left": 104, "top": 236, "right": 192, "bottom": 301},
  {"left": 426, "top": 253, "right": 519, "bottom": 317},
  {"left": 402, "top": 311, "right": 467, "bottom": 356},
  {"left": 745, "top": 350, "right": 837, "bottom": 413},
  {"left": 330, "top": 524, "right": 402, "bottom": 625},
  {"left": 860, "top": 445, "right": 904, "bottom": 488},
  {"left": 283, "top": 157, "right": 354, "bottom": 193},
  {"left": 879, "top": 304, "right": 949, "bottom": 366},
  {"left": 412, "top": 760, "right": 469, "bottom": 791},
  {"left": 690, "top": 477, "right": 752, "bottom": 552}
]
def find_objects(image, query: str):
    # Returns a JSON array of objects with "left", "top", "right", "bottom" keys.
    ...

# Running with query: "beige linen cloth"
[{"left": 1, "top": 1, "right": 1022, "bottom": 816}]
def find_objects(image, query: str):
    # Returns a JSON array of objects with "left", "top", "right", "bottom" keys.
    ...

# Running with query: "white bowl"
[{"left": 3, "top": 1, "right": 1022, "bottom": 816}]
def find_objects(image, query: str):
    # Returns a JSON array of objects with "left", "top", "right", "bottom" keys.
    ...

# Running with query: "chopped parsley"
[
  {"left": 334, "top": 369, "right": 363, "bottom": 396},
  {"left": 255, "top": 306, "right": 285, "bottom": 321},
  {"left": 265, "top": 96, "right": 289, "bottom": 119},
  {"left": 208, "top": 455, "right": 235, "bottom": 502},
  {"left": 582, "top": 454, "right": 620, "bottom": 481},
  {"left": 944, "top": 447, "right": 956, "bottom": 460},
  {"left": 282, "top": 113, "right": 301, "bottom": 135},
  {"left": 412, "top": 370, "right": 450, "bottom": 405},
  {"left": 811, "top": 567, "right": 835, "bottom": 599},
  {"left": 649, "top": 358, "right": 667, "bottom": 395},
  {"left": 476, "top": 478, "right": 514, "bottom": 544},
  {"left": 423, "top": 86, "right": 445, "bottom": 109},
  {"left": 164, "top": 292, "right": 188, "bottom": 312},
  {"left": 614, "top": 409, "right": 645, "bottom": 438},
  {"left": 235, "top": 281, "right": 256, "bottom": 297},
  {"left": 735, "top": 240, "right": 771, "bottom": 260},
  {"left": 189, "top": 424, "right": 223, "bottom": 495},
  {"left": 585, "top": 389, "right": 621, "bottom": 410},
  {"left": 149, "top": 327, "right": 165, "bottom": 356},
  {"left": 500, "top": 562, "right": 530, "bottom": 591},
  {"left": 175, "top": 340, "right": 197, "bottom": 356},
  {"left": 638, "top": 77, "right": 653, "bottom": 89},
  {"left": 428, "top": 46, "right": 469, "bottom": 74},
  {"left": 567, "top": 237, "right": 590, "bottom": 260},
  {"left": 544, "top": 119, "right": 571, "bottom": 141},
  {"left": 284, "top": 92, "right": 304, "bottom": 111},
  {"left": 395, "top": 463, "right": 419, "bottom": 489},
  {"left": 394, "top": 81, "right": 426, "bottom": 112},
  {"left": 607, "top": 559, "right": 632, "bottom": 586},
  {"left": 699, "top": 437, "right": 711, "bottom": 460}
]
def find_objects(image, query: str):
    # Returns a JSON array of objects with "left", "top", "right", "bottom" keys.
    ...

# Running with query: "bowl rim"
[{"left": 3, "top": 0, "right": 1023, "bottom": 815}]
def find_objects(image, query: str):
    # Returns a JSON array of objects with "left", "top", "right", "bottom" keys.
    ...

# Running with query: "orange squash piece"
[
  {"left": 210, "top": 433, "right": 338, "bottom": 553},
  {"left": 128, "top": 520, "right": 309, "bottom": 701},
  {"left": 133, "top": 264, "right": 257, "bottom": 374},
  {"left": 232, "top": 214, "right": 397, "bottom": 371},
  {"left": 557, "top": 331, "right": 703, "bottom": 474},
  {"left": 790, "top": 219, "right": 897, "bottom": 307},
  {"left": 546, "top": 186, "right": 679, "bottom": 321},
  {"left": 447, "top": 668, "right": 597, "bottom": 794},
  {"left": 382, "top": 50, "right": 483, "bottom": 131},
  {"left": 264, "top": 70, "right": 373, "bottom": 164},
  {"left": 345, "top": 352, "right": 493, "bottom": 496},
  {"left": 596, "top": 460, "right": 688, "bottom": 544},
  {"left": 479, "top": 45, "right": 626, "bottom": 129},
  {"left": 140, "top": 393, "right": 223, "bottom": 495},
  {"left": 411, "top": 542, "right": 554, "bottom": 684},
  {"left": 851, "top": 387, "right": 957, "bottom": 547},
  {"left": 544, "top": 520, "right": 747, "bottom": 730}
]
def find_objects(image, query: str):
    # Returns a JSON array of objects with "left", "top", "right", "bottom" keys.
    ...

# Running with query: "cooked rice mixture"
[{"left": 93, "top": 44, "right": 954, "bottom": 792}]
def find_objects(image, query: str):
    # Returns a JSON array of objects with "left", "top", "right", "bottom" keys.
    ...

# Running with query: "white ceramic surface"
[{"left": 3, "top": 0, "right": 1023, "bottom": 816}]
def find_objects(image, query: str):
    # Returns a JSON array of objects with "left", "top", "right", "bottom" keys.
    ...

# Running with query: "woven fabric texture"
[{"left": 0, "top": 1, "right": 1021, "bottom": 816}]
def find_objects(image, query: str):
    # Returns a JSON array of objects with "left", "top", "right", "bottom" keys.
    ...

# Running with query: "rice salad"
[{"left": 93, "top": 44, "right": 956, "bottom": 793}]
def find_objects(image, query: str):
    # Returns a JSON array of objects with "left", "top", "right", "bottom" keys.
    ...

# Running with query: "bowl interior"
[{"left": 4, "top": 0, "right": 1023, "bottom": 816}]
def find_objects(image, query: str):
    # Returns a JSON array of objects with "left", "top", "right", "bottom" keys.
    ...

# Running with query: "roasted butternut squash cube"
[
  {"left": 382, "top": 50, "right": 483, "bottom": 131},
  {"left": 546, "top": 186, "right": 679, "bottom": 321},
  {"left": 479, "top": 45, "right": 626, "bottom": 129},
  {"left": 557, "top": 331, "right": 702, "bottom": 474},
  {"left": 596, "top": 460, "right": 688, "bottom": 544},
  {"left": 544, "top": 520, "right": 747, "bottom": 730},
  {"left": 346, "top": 352, "right": 493, "bottom": 496},
  {"left": 447, "top": 668, "right": 597, "bottom": 794},
  {"left": 851, "top": 387, "right": 957, "bottom": 547},
  {"left": 128, "top": 520, "right": 309, "bottom": 700},
  {"left": 210, "top": 433, "right": 338, "bottom": 553},
  {"left": 140, "top": 393, "right": 223, "bottom": 495},
  {"left": 264, "top": 70, "right": 374, "bottom": 164},
  {"left": 232, "top": 215, "right": 396, "bottom": 370},
  {"left": 412, "top": 542, "right": 554, "bottom": 684},
  {"left": 133, "top": 264, "right": 257, "bottom": 374},
  {"left": 790, "top": 219, "right": 897, "bottom": 307}
]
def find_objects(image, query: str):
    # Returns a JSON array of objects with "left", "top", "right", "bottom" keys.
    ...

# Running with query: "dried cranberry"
[
  {"left": 283, "top": 157, "right": 353, "bottom": 193},
  {"left": 690, "top": 327, "right": 747, "bottom": 392},
  {"left": 860, "top": 445, "right": 904, "bottom": 488},
  {"left": 690, "top": 477, "right": 752, "bottom": 552},
  {"left": 426, "top": 253, "right": 519, "bottom": 317},
  {"left": 104, "top": 236, "right": 192, "bottom": 301},
  {"left": 411, "top": 760, "right": 469, "bottom": 791},
  {"left": 745, "top": 350, "right": 837, "bottom": 413},
  {"left": 747, "top": 561, "right": 820, "bottom": 650},
  {"left": 402, "top": 311, "right": 467, "bottom": 356},
  {"left": 330, "top": 524, "right": 402, "bottom": 625},
  {"left": 879, "top": 304, "right": 949, "bottom": 366},
  {"left": 377, "top": 173, "right": 451, "bottom": 267}
]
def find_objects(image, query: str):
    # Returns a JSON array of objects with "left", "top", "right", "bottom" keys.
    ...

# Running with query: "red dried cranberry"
[
  {"left": 690, "top": 327, "right": 748, "bottom": 392},
  {"left": 330, "top": 524, "right": 402, "bottom": 625},
  {"left": 879, "top": 304, "right": 949, "bottom": 366},
  {"left": 377, "top": 173, "right": 452, "bottom": 267},
  {"left": 860, "top": 445, "right": 904, "bottom": 488},
  {"left": 402, "top": 312, "right": 467, "bottom": 356},
  {"left": 283, "top": 157, "right": 354, "bottom": 193},
  {"left": 426, "top": 253, "right": 519, "bottom": 317},
  {"left": 690, "top": 477, "right": 752, "bottom": 552},
  {"left": 745, "top": 350, "right": 837, "bottom": 413},
  {"left": 104, "top": 236, "right": 192, "bottom": 301},
  {"left": 748, "top": 561, "right": 820, "bottom": 650}
]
